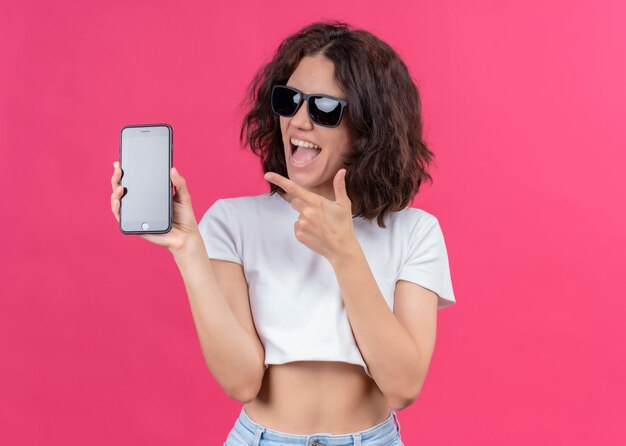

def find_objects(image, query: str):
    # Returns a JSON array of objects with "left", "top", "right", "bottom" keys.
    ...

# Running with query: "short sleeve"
[
  {"left": 197, "top": 199, "right": 243, "bottom": 265},
  {"left": 396, "top": 215, "right": 456, "bottom": 309}
]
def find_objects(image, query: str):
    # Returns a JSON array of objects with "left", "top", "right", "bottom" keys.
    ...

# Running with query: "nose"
[{"left": 290, "top": 98, "right": 314, "bottom": 129}]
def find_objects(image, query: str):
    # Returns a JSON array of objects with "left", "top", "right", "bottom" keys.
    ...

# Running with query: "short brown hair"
[{"left": 238, "top": 20, "right": 435, "bottom": 228}]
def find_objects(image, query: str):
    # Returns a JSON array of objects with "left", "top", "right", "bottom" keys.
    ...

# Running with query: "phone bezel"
[{"left": 118, "top": 123, "right": 173, "bottom": 234}]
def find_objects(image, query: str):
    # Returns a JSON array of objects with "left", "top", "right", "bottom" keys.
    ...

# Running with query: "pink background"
[{"left": 1, "top": 0, "right": 624, "bottom": 444}]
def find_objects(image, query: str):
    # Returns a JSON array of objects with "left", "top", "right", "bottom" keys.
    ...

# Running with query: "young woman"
[{"left": 111, "top": 20, "right": 455, "bottom": 446}]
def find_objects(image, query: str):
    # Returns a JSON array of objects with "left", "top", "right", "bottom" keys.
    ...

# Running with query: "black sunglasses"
[{"left": 271, "top": 84, "right": 348, "bottom": 128}]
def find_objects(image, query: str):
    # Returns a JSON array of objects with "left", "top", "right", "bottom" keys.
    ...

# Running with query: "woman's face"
[{"left": 279, "top": 53, "right": 351, "bottom": 203}]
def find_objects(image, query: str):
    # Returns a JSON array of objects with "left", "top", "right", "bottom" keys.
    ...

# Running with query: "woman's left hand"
[{"left": 264, "top": 169, "right": 357, "bottom": 262}]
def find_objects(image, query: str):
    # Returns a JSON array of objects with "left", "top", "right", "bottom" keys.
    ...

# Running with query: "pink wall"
[{"left": 1, "top": 0, "right": 624, "bottom": 444}]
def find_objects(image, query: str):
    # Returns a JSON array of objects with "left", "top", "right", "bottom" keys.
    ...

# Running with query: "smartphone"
[{"left": 119, "top": 123, "right": 173, "bottom": 234}]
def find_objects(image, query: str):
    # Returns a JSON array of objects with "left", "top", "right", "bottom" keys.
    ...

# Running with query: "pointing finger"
[{"left": 264, "top": 172, "right": 320, "bottom": 204}]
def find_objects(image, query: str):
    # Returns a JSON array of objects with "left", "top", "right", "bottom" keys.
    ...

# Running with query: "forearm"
[
  {"left": 328, "top": 238, "right": 422, "bottom": 409},
  {"left": 173, "top": 235, "right": 263, "bottom": 402}
]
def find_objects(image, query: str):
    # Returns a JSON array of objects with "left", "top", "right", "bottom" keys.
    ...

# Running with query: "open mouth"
[{"left": 290, "top": 142, "right": 322, "bottom": 165}]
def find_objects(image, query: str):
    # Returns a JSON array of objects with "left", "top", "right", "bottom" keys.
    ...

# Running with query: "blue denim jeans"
[{"left": 224, "top": 406, "right": 404, "bottom": 446}]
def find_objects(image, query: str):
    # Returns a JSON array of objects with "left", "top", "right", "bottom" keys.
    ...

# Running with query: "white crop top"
[{"left": 197, "top": 191, "right": 456, "bottom": 378}]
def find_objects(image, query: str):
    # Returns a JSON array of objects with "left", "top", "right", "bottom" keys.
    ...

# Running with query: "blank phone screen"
[{"left": 120, "top": 125, "right": 171, "bottom": 232}]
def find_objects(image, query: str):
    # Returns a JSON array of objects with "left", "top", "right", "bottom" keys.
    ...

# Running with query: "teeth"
[{"left": 290, "top": 138, "right": 321, "bottom": 150}]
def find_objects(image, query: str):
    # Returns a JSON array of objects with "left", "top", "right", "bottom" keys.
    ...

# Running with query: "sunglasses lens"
[
  {"left": 310, "top": 96, "right": 343, "bottom": 127},
  {"left": 271, "top": 85, "right": 345, "bottom": 127},
  {"left": 272, "top": 86, "right": 300, "bottom": 116}
]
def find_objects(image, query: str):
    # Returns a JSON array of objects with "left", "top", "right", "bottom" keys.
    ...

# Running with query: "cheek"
[
  {"left": 332, "top": 138, "right": 351, "bottom": 157},
  {"left": 324, "top": 146, "right": 348, "bottom": 165},
  {"left": 279, "top": 118, "right": 289, "bottom": 135}
]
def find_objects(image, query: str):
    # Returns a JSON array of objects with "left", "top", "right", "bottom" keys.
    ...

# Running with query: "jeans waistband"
[{"left": 231, "top": 406, "right": 402, "bottom": 445}]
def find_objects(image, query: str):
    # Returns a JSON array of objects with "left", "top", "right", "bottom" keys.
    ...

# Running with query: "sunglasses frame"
[{"left": 271, "top": 84, "right": 348, "bottom": 128}]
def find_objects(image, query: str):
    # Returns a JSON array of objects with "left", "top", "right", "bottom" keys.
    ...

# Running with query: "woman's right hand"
[{"left": 110, "top": 161, "right": 202, "bottom": 255}]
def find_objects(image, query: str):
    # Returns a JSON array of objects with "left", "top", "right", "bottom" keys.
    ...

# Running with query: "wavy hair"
[{"left": 237, "top": 20, "right": 435, "bottom": 228}]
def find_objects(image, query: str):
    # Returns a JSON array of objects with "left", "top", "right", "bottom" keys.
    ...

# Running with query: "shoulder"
[
  {"left": 207, "top": 192, "right": 269, "bottom": 216},
  {"left": 198, "top": 193, "right": 267, "bottom": 231},
  {"left": 392, "top": 205, "right": 440, "bottom": 232}
]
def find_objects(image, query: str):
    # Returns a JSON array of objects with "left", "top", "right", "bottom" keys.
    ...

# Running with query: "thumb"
[
  {"left": 171, "top": 167, "right": 192, "bottom": 205},
  {"left": 333, "top": 168, "right": 349, "bottom": 205}
]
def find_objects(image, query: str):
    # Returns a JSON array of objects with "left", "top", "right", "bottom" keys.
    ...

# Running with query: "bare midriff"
[{"left": 243, "top": 360, "right": 391, "bottom": 435}]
